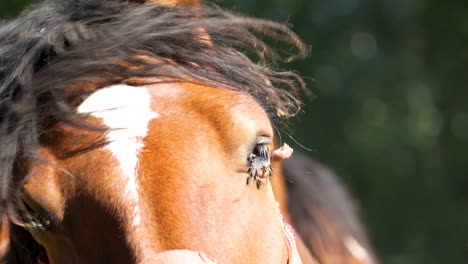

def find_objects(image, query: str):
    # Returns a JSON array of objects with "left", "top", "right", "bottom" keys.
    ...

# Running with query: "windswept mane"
[{"left": 0, "top": 0, "right": 307, "bottom": 220}]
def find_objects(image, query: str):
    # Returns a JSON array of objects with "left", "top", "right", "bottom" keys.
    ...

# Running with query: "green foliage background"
[{"left": 1, "top": 0, "right": 467, "bottom": 263}]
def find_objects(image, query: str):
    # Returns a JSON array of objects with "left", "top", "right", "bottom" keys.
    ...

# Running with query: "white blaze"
[{"left": 77, "top": 84, "right": 158, "bottom": 228}]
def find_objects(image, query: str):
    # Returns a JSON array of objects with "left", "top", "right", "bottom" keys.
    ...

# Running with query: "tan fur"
[{"left": 0, "top": 218, "right": 9, "bottom": 260}]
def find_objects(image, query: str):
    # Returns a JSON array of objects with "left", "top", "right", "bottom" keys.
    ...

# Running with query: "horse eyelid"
[{"left": 256, "top": 135, "right": 272, "bottom": 146}]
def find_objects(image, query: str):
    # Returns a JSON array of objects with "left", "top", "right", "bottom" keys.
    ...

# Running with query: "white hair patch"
[{"left": 77, "top": 84, "right": 158, "bottom": 228}]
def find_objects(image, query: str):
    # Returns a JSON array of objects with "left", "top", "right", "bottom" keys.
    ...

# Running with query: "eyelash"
[{"left": 246, "top": 143, "right": 273, "bottom": 188}]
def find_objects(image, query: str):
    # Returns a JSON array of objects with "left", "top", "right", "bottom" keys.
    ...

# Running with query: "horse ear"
[{"left": 128, "top": 0, "right": 201, "bottom": 7}]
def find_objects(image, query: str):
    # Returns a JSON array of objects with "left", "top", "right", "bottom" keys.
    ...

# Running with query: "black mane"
[{"left": 0, "top": 0, "right": 307, "bottom": 222}]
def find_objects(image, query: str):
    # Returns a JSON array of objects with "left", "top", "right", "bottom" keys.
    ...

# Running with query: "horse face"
[{"left": 20, "top": 81, "right": 289, "bottom": 264}]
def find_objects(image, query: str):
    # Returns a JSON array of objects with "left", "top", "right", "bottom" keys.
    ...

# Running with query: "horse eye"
[
  {"left": 246, "top": 143, "right": 273, "bottom": 188},
  {"left": 251, "top": 144, "right": 270, "bottom": 162},
  {"left": 247, "top": 143, "right": 271, "bottom": 168},
  {"left": 20, "top": 199, "right": 52, "bottom": 232}
]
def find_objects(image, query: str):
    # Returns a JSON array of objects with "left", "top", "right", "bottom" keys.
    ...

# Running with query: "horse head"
[{"left": 0, "top": 0, "right": 309, "bottom": 263}]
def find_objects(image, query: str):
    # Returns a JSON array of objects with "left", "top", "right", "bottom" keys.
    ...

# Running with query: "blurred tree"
[
  {"left": 0, "top": 0, "right": 36, "bottom": 18},
  {"left": 1, "top": 0, "right": 467, "bottom": 263}
]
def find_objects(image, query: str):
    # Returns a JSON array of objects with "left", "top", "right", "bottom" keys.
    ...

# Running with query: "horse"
[
  {"left": 0, "top": 0, "right": 378, "bottom": 263},
  {"left": 272, "top": 152, "right": 379, "bottom": 264}
]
